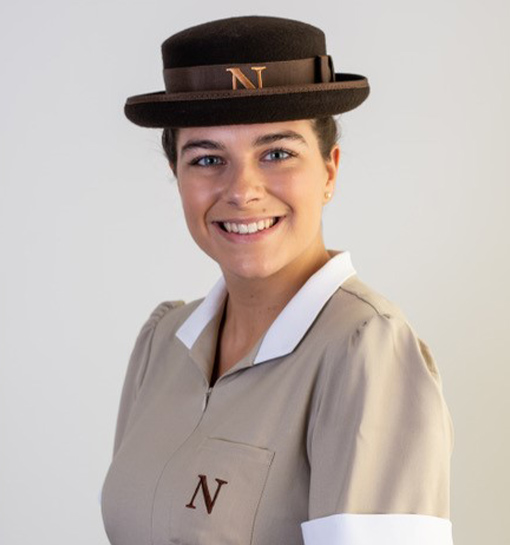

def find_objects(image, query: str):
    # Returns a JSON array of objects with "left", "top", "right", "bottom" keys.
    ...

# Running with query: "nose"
[{"left": 223, "top": 161, "right": 265, "bottom": 207}]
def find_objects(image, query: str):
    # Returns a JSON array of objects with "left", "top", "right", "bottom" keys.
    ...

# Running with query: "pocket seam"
[{"left": 200, "top": 436, "right": 275, "bottom": 465}]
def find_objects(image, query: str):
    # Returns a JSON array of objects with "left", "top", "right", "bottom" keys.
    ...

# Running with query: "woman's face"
[{"left": 174, "top": 119, "right": 340, "bottom": 282}]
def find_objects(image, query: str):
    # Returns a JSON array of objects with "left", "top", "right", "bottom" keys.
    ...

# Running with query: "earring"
[{"left": 324, "top": 191, "right": 332, "bottom": 200}]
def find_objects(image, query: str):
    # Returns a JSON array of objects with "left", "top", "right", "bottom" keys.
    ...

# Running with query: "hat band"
[{"left": 163, "top": 55, "right": 335, "bottom": 93}]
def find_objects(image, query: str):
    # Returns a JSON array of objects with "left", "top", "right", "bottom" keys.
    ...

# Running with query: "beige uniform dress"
[{"left": 100, "top": 250, "right": 454, "bottom": 545}]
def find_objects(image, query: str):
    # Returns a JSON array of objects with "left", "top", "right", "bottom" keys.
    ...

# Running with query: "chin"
[{"left": 221, "top": 255, "right": 284, "bottom": 281}]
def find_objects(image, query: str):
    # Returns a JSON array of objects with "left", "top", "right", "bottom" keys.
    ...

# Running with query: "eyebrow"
[{"left": 179, "top": 130, "right": 308, "bottom": 157}]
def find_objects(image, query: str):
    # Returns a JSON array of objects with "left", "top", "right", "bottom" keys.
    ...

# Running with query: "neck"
[{"left": 220, "top": 243, "right": 331, "bottom": 348}]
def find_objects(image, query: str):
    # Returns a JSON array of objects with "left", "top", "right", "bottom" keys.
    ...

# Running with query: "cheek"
[
  {"left": 179, "top": 184, "right": 211, "bottom": 222},
  {"left": 280, "top": 172, "right": 327, "bottom": 232},
  {"left": 274, "top": 168, "right": 327, "bottom": 208}
]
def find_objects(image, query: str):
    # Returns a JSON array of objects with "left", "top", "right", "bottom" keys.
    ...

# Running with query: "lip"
[
  {"left": 211, "top": 216, "right": 284, "bottom": 243},
  {"left": 212, "top": 216, "right": 280, "bottom": 224}
]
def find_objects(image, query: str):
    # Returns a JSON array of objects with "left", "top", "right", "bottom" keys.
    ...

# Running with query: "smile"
[{"left": 216, "top": 217, "right": 281, "bottom": 235}]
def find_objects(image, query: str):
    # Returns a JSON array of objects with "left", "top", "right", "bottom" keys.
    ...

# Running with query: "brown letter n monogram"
[
  {"left": 226, "top": 66, "right": 267, "bottom": 89},
  {"left": 185, "top": 474, "right": 229, "bottom": 514}
]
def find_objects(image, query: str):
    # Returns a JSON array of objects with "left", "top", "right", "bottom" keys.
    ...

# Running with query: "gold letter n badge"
[
  {"left": 185, "top": 474, "right": 229, "bottom": 515},
  {"left": 226, "top": 66, "right": 267, "bottom": 89}
]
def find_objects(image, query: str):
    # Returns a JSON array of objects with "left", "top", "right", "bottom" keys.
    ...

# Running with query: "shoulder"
[
  {"left": 318, "top": 274, "right": 409, "bottom": 343},
  {"left": 338, "top": 274, "right": 407, "bottom": 321},
  {"left": 140, "top": 297, "right": 203, "bottom": 338},
  {"left": 121, "top": 297, "right": 206, "bottom": 397},
  {"left": 126, "top": 297, "right": 206, "bottom": 360},
  {"left": 316, "top": 274, "right": 444, "bottom": 388},
  {"left": 316, "top": 274, "right": 446, "bottom": 383}
]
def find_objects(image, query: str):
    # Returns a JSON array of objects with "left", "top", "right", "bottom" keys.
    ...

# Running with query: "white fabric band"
[{"left": 301, "top": 514, "right": 453, "bottom": 545}]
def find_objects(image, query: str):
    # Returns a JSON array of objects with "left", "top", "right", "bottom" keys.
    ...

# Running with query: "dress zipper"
[{"left": 202, "top": 386, "right": 213, "bottom": 412}]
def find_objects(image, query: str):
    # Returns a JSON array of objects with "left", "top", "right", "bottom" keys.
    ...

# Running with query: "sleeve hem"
[{"left": 301, "top": 513, "right": 453, "bottom": 545}]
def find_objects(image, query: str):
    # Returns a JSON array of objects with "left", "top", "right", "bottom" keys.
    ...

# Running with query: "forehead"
[{"left": 176, "top": 119, "right": 317, "bottom": 151}]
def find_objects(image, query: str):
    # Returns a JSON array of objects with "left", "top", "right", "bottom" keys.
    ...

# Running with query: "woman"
[{"left": 101, "top": 15, "right": 454, "bottom": 545}]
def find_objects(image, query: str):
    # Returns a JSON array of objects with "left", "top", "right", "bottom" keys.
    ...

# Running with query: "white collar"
[{"left": 176, "top": 250, "right": 356, "bottom": 365}]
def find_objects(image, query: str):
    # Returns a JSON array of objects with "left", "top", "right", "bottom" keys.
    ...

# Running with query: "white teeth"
[{"left": 221, "top": 217, "right": 278, "bottom": 235}]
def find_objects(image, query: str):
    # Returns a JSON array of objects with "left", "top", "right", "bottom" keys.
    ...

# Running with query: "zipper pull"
[{"left": 202, "top": 386, "right": 213, "bottom": 412}]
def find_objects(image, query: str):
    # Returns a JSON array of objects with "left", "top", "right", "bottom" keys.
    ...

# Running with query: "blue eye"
[
  {"left": 188, "top": 148, "right": 296, "bottom": 167},
  {"left": 264, "top": 148, "right": 295, "bottom": 161},
  {"left": 190, "top": 155, "right": 224, "bottom": 167}
]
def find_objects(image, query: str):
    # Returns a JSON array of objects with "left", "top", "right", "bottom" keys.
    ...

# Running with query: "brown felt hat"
[{"left": 125, "top": 15, "right": 370, "bottom": 128}]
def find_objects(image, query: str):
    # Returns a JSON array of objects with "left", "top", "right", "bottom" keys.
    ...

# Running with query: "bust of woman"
[{"left": 101, "top": 15, "right": 454, "bottom": 545}]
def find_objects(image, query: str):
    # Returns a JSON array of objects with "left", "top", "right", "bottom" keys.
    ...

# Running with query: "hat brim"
[{"left": 124, "top": 73, "right": 369, "bottom": 128}]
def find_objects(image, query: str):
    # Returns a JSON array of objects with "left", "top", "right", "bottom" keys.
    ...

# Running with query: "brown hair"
[{"left": 162, "top": 116, "right": 341, "bottom": 176}]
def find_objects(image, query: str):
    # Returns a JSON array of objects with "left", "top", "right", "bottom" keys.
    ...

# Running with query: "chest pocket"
[{"left": 154, "top": 436, "right": 275, "bottom": 545}]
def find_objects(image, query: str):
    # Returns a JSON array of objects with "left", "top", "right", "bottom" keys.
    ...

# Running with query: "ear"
[{"left": 323, "top": 144, "right": 340, "bottom": 203}]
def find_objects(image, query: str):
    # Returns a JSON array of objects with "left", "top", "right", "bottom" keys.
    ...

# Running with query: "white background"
[{"left": 1, "top": 1, "right": 508, "bottom": 544}]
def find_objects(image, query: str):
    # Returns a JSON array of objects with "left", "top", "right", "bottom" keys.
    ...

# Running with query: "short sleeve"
[
  {"left": 302, "top": 313, "right": 454, "bottom": 544},
  {"left": 112, "top": 301, "right": 183, "bottom": 457}
]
